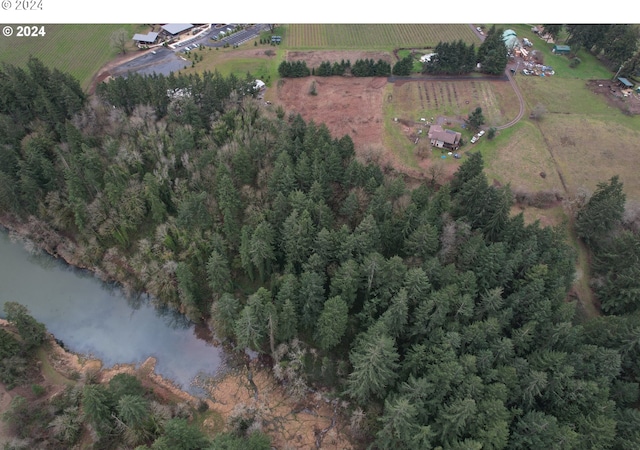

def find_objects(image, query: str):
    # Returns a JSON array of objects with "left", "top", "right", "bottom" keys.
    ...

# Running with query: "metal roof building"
[
  {"left": 552, "top": 45, "right": 571, "bottom": 55},
  {"left": 502, "top": 29, "right": 519, "bottom": 51},
  {"left": 618, "top": 77, "right": 633, "bottom": 88},
  {"left": 132, "top": 32, "right": 159, "bottom": 43},
  {"left": 161, "top": 24, "right": 194, "bottom": 35}
]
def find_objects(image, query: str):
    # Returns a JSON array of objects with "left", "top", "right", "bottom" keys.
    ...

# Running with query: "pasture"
[
  {"left": 284, "top": 24, "right": 478, "bottom": 50},
  {"left": 0, "top": 24, "right": 144, "bottom": 90},
  {"left": 181, "top": 46, "right": 283, "bottom": 85}
]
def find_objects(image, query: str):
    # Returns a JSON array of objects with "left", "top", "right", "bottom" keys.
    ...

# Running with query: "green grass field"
[
  {"left": 0, "top": 24, "right": 145, "bottom": 90},
  {"left": 181, "top": 46, "right": 283, "bottom": 87},
  {"left": 284, "top": 24, "right": 478, "bottom": 50}
]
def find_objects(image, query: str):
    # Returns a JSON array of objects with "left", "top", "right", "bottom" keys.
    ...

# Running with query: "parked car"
[
  {"left": 478, "top": 130, "right": 485, "bottom": 137},
  {"left": 470, "top": 136, "right": 478, "bottom": 144}
]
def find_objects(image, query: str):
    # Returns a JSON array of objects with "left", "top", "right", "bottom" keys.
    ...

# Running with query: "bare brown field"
[{"left": 271, "top": 76, "right": 393, "bottom": 167}]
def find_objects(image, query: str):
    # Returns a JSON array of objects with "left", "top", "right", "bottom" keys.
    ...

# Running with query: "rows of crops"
[
  {"left": 285, "top": 24, "right": 478, "bottom": 50},
  {"left": 0, "top": 24, "right": 143, "bottom": 90}
]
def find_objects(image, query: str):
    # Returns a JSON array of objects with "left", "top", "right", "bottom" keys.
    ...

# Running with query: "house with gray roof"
[
  {"left": 133, "top": 32, "right": 159, "bottom": 45},
  {"left": 428, "top": 124, "right": 462, "bottom": 150},
  {"left": 161, "top": 24, "right": 194, "bottom": 36}
]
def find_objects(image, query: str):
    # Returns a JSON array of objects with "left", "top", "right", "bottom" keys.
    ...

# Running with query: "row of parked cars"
[{"left": 470, "top": 129, "right": 485, "bottom": 144}]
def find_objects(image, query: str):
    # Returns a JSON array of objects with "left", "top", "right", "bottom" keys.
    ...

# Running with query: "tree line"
[
  {"left": 564, "top": 24, "right": 640, "bottom": 73},
  {"left": 278, "top": 58, "right": 393, "bottom": 78},
  {"left": 2, "top": 59, "right": 640, "bottom": 448},
  {"left": 424, "top": 26, "right": 508, "bottom": 76}
]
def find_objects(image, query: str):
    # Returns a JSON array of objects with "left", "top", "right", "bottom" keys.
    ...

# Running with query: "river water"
[{"left": 0, "top": 229, "right": 225, "bottom": 394}]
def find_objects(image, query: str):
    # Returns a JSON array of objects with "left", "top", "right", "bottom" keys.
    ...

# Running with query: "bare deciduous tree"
[
  {"left": 427, "top": 162, "right": 445, "bottom": 187},
  {"left": 110, "top": 28, "right": 129, "bottom": 55}
]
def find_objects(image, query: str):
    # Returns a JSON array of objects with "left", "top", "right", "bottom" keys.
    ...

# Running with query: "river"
[{"left": 0, "top": 228, "right": 226, "bottom": 394}]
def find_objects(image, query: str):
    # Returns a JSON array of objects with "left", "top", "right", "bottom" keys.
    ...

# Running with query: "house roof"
[
  {"left": 428, "top": 125, "right": 461, "bottom": 145},
  {"left": 133, "top": 32, "right": 159, "bottom": 42},
  {"left": 161, "top": 24, "right": 194, "bottom": 35}
]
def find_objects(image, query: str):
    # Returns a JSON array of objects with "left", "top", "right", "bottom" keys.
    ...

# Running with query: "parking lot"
[{"left": 111, "top": 24, "right": 269, "bottom": 78}]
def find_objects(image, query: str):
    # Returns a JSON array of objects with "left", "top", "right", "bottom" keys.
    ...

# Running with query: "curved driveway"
[
  {"left": 498, "top": 70, "right": 526, "bottom": 130},
  {"left": 467, "top": 23, "right": 526, "bottom": 130}
]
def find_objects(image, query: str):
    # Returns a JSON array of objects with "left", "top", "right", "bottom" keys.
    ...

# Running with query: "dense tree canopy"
[
  {"left": 2, "top": 59, "right": 640, "bottom": 449},
  {"left": 477, "top": 26, "right": 509, "bottom": 75},
  {"left": 423, "top": 40, "right": 477, "bottom": 75}
]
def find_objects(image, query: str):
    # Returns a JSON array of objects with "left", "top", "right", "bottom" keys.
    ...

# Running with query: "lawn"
[
  {"left": 181, "top": 46, "right": 283, "bottom": 87},
  {"left": 0, "top": 24, "right": 145, "bottom": 91},
  {"left": 537, "top": 115, "right": 640, "bottom": 198},
  {"left": 507, "top": 38, "right": 640, "bottom": 199},
  {"left": 482, "top": 121, "right": 564, "bottom": 193}
]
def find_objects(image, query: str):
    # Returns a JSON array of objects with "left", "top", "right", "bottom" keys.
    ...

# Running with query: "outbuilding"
[
  {"left": 161, "top": 24, "right": 194, "bottom": 37},
  {"left": 552, "top": 45, "right": 571, "bottom": 55},
  {"left": 617, "top": 77, "right": 634, "bottom": 89},
  {"left": 133, "top": 32, "right": 159, "bottom": 45}
]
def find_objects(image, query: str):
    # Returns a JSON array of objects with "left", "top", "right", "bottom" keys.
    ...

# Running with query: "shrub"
[
  {"left": 31, "top": 384, "right": 46, "bottom": 397},
  {"left": 570, "top": 57, "right": 582, "bottom": 68}
]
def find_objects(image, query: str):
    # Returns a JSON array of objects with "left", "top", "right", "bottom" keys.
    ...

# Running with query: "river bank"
[
  {"left": 0, "top": 215, "right": 356, "bottom": 448},
  {"left": 1, "top": 319, "right": 354, "bottom": 449}
]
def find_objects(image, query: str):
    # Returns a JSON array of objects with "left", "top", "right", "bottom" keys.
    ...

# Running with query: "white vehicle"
[
  {"left": 470, "top": 136, "right": 478, "bottom": 144},
  {"left": 478, "top": 130, "right": 485, "bottom": 137},
  {"left": 184, "top": 46, "right": 190, "bottom": 51},
  {"left": 192, "top": 43, "right": 198, "bottom": 48}
]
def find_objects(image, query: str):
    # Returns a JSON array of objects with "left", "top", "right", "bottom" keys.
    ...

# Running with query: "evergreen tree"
[
  {"left": 576, "top": 175, "right": 625, "bottom": 245},
  {"left": 314, "top": 295, "right": 349, "bottom": 350},
  {"left": 477, "top": 26, "right": 508, "bottom": 75},
  {"left": 346, "top": 331, "right": 399, "bottom": 404}
]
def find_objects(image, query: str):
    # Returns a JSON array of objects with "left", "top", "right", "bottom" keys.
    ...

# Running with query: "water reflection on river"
[{"left": 0, "top": 229, "right": 225, "bottom": 394}]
